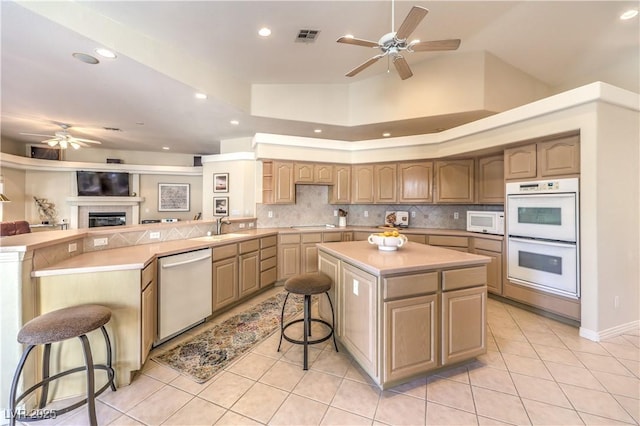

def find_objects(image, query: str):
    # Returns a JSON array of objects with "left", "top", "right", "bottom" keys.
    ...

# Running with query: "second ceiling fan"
[{"left": 337, "top": 3, "right": 461, "bottom": 80}]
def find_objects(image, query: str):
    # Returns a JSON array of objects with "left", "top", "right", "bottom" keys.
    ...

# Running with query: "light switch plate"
[
  {"left": 150, "top": 232, "right": 160, "bottom": 239},
  {"left": 353, "top": 279, "right": 359, "bottom": 296}
]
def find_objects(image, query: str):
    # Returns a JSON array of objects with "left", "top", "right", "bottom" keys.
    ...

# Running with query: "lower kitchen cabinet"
[
  {"left": 141, "top": 260, "right": 157, "bottom": 362},
  {"left": 441, "top": 285, "right": 487, "bottom": 365},
  {"left": 301, "top": 233, "right": 323, "bottom": 274},
  {"left": 260, "top": 235, "right": 278, "bottom": 287},
  {"left": 212, "top": 244, "right": 239, "bottom": 311},
  {"left": 278, "top": 234, "right": 301, "bottom": 280},
  {"left": 239, "top": 251, "right": 259, "bottom": 298},
  {"left": 471, "top": 238, "right": 503, "bottom": 295},
  {"left": 428, "top": 235, "right": 469, "bottom": 252}
]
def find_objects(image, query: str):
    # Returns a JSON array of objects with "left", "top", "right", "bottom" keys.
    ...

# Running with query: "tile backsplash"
[{"left": 256, "top": 184, "right": 504, "bottom": 229}]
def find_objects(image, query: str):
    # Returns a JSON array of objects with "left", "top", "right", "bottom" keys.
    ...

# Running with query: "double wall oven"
[{"left": 506, "top": 178, "right": 580, "bottom": 299}]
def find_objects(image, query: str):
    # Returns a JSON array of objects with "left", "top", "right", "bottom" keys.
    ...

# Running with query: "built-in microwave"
[{"left": 466, "top": 211, "right": 504, "bottom": 235}]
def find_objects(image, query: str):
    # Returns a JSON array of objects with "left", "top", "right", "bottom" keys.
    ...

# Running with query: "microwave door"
[{"left": 507, "top": 193, "right": 577, "bottom": 241}]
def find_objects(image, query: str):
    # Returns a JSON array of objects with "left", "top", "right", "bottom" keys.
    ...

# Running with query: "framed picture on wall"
[
  {"left": 158, "top": 183, "right": 190, "bottom": 211},
  {"left": 214, "top": 197, "right": 229, "bottom": 216},
  {"left": 213, "top": 173, "right": 229, "bottom": 193}
]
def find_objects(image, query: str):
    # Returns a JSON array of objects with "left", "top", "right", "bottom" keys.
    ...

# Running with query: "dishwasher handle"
[{"left": 161, "top": 254, "right": 211, "bottom": 269}]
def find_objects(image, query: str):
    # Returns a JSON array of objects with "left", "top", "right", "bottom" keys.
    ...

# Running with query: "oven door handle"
[{"left": 508, "top": 236, "right": 576, "bottom": 247}]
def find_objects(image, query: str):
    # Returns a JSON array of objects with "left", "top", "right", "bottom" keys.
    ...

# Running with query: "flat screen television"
[{"left": 77, "top": 171, "right": 130, "bottom": 196}]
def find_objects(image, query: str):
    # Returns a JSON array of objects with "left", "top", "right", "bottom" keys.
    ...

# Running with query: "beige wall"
[
  {"left": 0, "top": 167, "right": 26, "bottom": 221},
  {"left": 201, "top": 153, "right": 256, "bottom": 220},
  {"left": 139, "top": 174, "right": 203, "bottom": 222}
]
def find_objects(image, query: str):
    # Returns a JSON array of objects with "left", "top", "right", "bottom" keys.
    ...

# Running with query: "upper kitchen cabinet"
[
  {"left": 262, "top": 160, "right": 295, "bottom": 204},
  {"left": 330, "top": 165, "right": 351, "bottom": 204},
  {"left": 434, "top": 159, "right": 475, "bottom": 203},
  {"left": 398, "top": 161, "right": 433, "bottom": 203},
  {"left": 476, "top": 155, "right": 505, "bottom": 204},
  {"left": 352, "top": 164, "right": 375, "bottom": 204},
  {"left": 374, "top": 164, "right": 397, "bottom": 203},
  {"left": 504, "top": 133, "right": 580, "bottom": 180},
  {"left": 294, "top": 162, "right": 334, "bottom": 184}
]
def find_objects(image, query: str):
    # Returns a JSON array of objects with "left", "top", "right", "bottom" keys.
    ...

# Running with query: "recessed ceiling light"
[
  {"left": 195, "top": 93, "right": 207, "bottom": 100},
  {"left": 230, "top": 120, "right": 240, "bottom": 125},
  {"left": 72, "top": 52, "right": 99, "bottom": 65},
  {"left": 95, "top": 48, "right": 117, "bottom": 59},
  {"left": 258, "top": 27, "right": 272, "bottom": 37},
  {"left": 620, "top": 9, "right": 638, "bottom": 20},
  {"left": 314, "top": 129, "right": 322, "bottom": 133},
  {"left": 382, "top": 132, "right": 391, "bottom": 137},
  {"left": 162, "top": 147, "right": 170, "bottom": 150}
]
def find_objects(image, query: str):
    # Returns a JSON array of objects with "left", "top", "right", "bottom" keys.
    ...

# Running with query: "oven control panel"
[{"left": 519, "top": 181, "right": 559, "bottom": 192}]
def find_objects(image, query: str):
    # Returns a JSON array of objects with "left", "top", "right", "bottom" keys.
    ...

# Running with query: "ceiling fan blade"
[
  {"left": 336, "top": 36, "right": 379, "bottom": 48},
  {"left": 395, "top": 6, "right": 428, "bottom": 41},
  {"left": 20, "top": 132, "right": 56, "bottom": 138},
  {"left": 411, "top": 39, "right": 461, "bottom": 52},
  {"left": 71, "top": 137, "right": 102, "bottom": 144},
  {"left": 346, "top": 54, "right": 385, "bottom": 77},
  {"left": 393, "top": 56, "right": 413, "bottom": 80}
]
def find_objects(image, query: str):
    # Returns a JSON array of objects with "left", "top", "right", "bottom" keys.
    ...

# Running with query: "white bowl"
[{"left": 367, "top": 234, "right": 408, "bottom": 251}]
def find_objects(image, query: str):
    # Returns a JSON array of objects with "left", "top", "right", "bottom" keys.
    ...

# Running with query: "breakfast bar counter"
[{"left": 317, "top": 240, "right": 491, "bottom": 389}]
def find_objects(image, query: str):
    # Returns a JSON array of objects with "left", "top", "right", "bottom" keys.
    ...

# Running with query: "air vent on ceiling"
[
  {"left": 296, "top": 29, "right": 320, "bottom": 43},
  {"left": 103, "top": 127, "right": 122, "bottom": 132}
]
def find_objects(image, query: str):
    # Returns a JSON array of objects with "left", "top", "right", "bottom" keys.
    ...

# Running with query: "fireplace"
[
  {"left": 67, "top": 196, "right": 143, "bottom": 229},
  {"left": 89, "top": 212, "right": 126, "bottom": 228}
]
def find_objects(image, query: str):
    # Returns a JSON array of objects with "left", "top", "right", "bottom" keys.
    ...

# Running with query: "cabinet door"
[
  {"left": 301, "top": 243, "right": 319, "bottom": 274},
  {"left": 278, "top": 244, "right": 301, "bottom": 280},
  {"left": 239, "top": 251, "right": 260, "bottom": 298},
  {"left": 340, "top": 264, "right": 378, "bottom": 378},
  {"left": 398, "top": 161, "right": 433, "bottom": 203},
  {"left": 318, "top": 253, "right": 340, "bottom": 327},
  {"left": 314, "top": 164, "right": 334, "bottom": 184},
  {"left": 331, "top": 165, "right": 351, "bottom": 204},
  {"left": 435, "top": 159, "right": 475, "bottom": 203},
  {"left": 294, "top": 162, "right": 314, "bottom": 183},
  {"left": 538, "top": 136, "right": 580, "bottom": 177},
  {"left": 374, "top": 164, "right": 397, "bottom": 203},
  {"left": 212, "top": 257, "right": 238, "bottom": 311},
  {"left": 383, "top": 295, "right": 437, "bottom": 383},
  {"left": 477, "top": 155, "right": 505, "bottom": 204},
  {"left": 475, "top": 249, "right": 502, "bottom": 295},
  {"left": 441, "top": 286, "right": 487, "bottom": 365},
  {"left": 352, "top": 165, "right": 374, "bottom": 204},
  {"left": 504, "top": 144, "right": 537, "bottom": 180},
  {"left": 262, "top": 160, "right": 274, "bottom": 204},
  {"left": 274, "top": 161, "right": 295, "bottom": 204},
  {"left": 141, "top": 278, "right": 156, "bottom": 362}
]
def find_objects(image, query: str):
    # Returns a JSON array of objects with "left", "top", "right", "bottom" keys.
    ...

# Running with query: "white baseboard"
[{"left": 580, "top": 320, "right": 640, "bottom": 342}]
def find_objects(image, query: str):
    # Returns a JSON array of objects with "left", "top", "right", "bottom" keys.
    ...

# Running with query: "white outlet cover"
[{"left": 353, "top": 279, "right": 359, "bottom": 296}]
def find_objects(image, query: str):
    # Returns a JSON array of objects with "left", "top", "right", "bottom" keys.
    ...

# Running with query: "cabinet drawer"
[
  {"left": 141, "top": 261, "right": 156, "bottom": 290},
  {"left": 429, "top": 235, "right": 468, "bottom": 248},
  {"left": 260, "top": 267, "right": 277, "bottom": 287},
  {"left": 405, "top": 234, "right": 426, "bottom": 244},
  {"left": 239, "top": 239, "right": 260, "bottom": 254},
  {"left": 384, "top": 272, "right": 438, "bottom": 300},
  {"left": 261, "top": 246, "right": 277, "bottom": 260},
  {"left": 212, "top": 243, "right": 238, "bottom": 260},
  {"left": 260, "top": 256, "right": 277, "bottom": 271},
  {"left": 442, "top": 266, "right": 487, "bottom": 291},
  {"left": 301, "top": 233, "right": 322, "bottom": 243},
  {"left": 322, "top": 232, "right": 342, "bottom": 243},
  {"left": 261, "top": 235, "right": 277, "bottom": 248},
  {"left": 279, "top": 234, "right": 301, "bottom": 244},
  {"left": 474, "top": 238, "right": 502, "bottom": 252}
]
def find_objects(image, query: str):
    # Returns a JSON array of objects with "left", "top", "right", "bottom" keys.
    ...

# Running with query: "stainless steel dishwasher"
[{"left": 156, "top": 248, "right": 212, "bottom": 345}]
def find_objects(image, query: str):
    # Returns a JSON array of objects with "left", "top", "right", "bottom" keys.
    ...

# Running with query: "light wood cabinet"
[
  {"left": 294, "top": 162, "right": 314, "bottom": 183},
  {"left": 141, "top": 260, "right": 156, "bottom": 363},
  {"left": 428, "top": 235, "right": 468, "bottom": 252},
  {"left": 278, "top": 234, "right": 301, "bottom": 280},
  {"left": 318, "top": 252, "right": 340, "bottom": 329},
  {"left": 504, "top": 144, "right": 537, "bottom": 180},
  {"left": 441, "top": 285, "right": 487, "bottom": 365},
  {"left": 294, "top": 162, "right": 335, "bottom": 184},
  {"left": 301, "top": 232, "right": 322, "bottom": 274},
  {"left": 374, "top": 164, "right": 397, "bottom": 203},
  {"left": 314, "top": 164, "right": 334, "bottom": 183},
  {"left": 398, "top": 161, "right": 433, "bottom": 203},
  {"left": 477, "top": 155, "right": 504, "bottom": 204},
  {"left": 383, "top": 295, "right": 438, "bottom": 383},
  {"left": 212, "top": 244, "right": 239, "bottom": 311},
  {"left": 434, "top": 159, "right": 475, "bottom": 203},
  {"left": 260, "top": 235, "right": 278, "bottom": 288},
  {"left": 262, "top": 160, "right": 295, "bottom": 204},
  {"left": 471, "top": 237, "right": 503, "bottom": 295},
  {"left": 505, "top": 134, "right": 580, "bottom": 180},
  {"left": 239, "top": 240, "right": 260, "bottom": 298},
  {"left": 405, "top": 233, "right": 427, "bottom": 244},
  {"left": 331, "top": 165, "right": 351, "bottom": 204},
  {"left": 352, "top": 164, "right": 375, "bottom": 203}
]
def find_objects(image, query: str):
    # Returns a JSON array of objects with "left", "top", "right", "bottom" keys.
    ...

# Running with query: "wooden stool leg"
[
  {"left": 78, "top": 335, "right": 97, "bottom": 426},
  {"left": 38, "top": 343, "right": 52, "bottom": 409}
]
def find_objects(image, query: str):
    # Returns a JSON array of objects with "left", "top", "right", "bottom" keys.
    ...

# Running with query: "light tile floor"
[{"left": 22, "top": 288, "right": 640, "bottom": 425}]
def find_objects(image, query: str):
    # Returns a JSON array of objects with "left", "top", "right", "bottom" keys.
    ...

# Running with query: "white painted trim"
[
  {"left": 579, "top": 320, "right": 640, "bottom": 342},
  {"left": 201, "top": 152, "right": 255, "bottom": 162}
]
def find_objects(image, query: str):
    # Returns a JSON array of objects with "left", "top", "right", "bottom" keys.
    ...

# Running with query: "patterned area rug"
[{"left": 152, "top": 291, "right": 303, "bottom": 383}]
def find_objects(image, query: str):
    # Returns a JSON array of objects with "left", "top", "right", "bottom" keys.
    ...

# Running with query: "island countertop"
[{"left": 317, "top": 240, "right": 490, "bottom": 276}]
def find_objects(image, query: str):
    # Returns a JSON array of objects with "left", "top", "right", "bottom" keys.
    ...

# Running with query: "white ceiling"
[{"left": 1, "top": 1, "right": 638, "bottom": 155}]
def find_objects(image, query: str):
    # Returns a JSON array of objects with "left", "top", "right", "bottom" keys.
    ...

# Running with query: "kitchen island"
[{"left": 317, "top": 240, "right": 491, "bottom": 389}]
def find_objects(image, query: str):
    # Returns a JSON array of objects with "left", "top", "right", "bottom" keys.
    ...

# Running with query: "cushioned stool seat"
[
  {"left": 9, "top": 305, "right": 116, "bottom": 426},
  {"left": 278, "top": 272, "right": 338, "bottom": 370}
]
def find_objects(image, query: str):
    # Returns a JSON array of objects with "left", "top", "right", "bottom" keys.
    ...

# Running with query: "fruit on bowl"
[{"left": 368, "top": 230, "right": 408, "bottom": 251}]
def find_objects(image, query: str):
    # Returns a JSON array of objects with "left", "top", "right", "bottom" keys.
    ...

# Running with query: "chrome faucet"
[{"left": 216, "top": 216, "right": 231, "bottom": 235}]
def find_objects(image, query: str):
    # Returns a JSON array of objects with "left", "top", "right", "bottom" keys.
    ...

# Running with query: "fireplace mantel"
[{"left": 66, "top": 196, "right": 145, "bottom": 228}]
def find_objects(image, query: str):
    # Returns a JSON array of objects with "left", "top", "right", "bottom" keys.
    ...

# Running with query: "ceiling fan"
[
  {"left": 336, "top": 2, "right": 461, "bottom": 80},
  {"left": 20, "top": 123, "right": 102, "bottom": 149}
]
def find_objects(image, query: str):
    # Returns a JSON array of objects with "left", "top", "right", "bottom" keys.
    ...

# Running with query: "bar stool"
[
  {"left": 278, "top": 272, "right": 338, "bottom": 370},
  {"left": 8, "top": 305, "right": 117, "bottom": 426}
]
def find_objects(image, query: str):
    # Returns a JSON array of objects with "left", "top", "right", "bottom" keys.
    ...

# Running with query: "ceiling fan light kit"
[
  {"left": 337, "top": 4, "right": 461, "bottom": 80},
  {"left": 20, "top": 123, "right": 102, "bottom": 150}
]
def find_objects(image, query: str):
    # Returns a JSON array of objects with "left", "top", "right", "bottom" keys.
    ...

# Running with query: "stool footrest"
[{"left": 281, "top": 318, "right": 335, "bottom": 346}]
